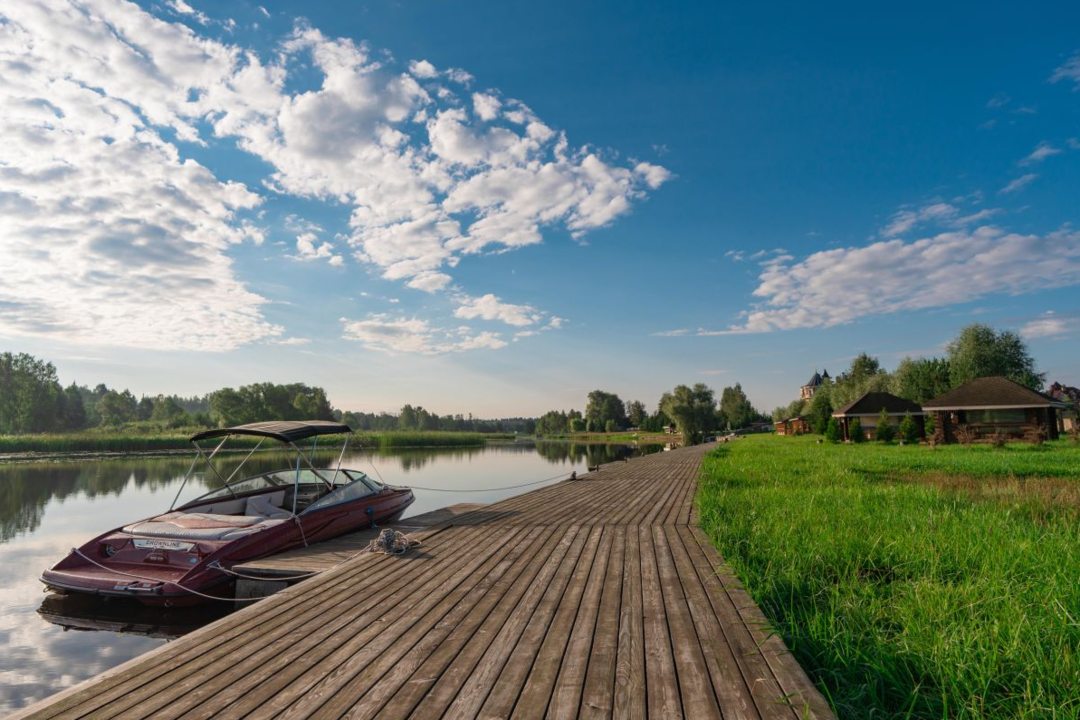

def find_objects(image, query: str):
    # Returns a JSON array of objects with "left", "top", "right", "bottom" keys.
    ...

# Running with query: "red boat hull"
[{"left": 42, "top": 486, "right": 413, "bottom": 606}]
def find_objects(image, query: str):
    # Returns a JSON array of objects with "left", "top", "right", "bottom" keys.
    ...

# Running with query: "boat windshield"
[{"left": 302, "top": 471, "right": 384, "bottom": 514}]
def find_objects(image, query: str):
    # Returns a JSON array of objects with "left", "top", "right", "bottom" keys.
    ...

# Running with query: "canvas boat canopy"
[{"left": 190, "top": 420, "right": 352, "bottom": 445}]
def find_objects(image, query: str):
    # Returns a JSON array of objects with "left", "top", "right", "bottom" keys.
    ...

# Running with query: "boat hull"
[{"left": 42, "top": 485, "right": 413, "bottom": 607}]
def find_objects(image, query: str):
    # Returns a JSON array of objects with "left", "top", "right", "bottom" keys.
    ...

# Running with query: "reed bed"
[
  {"left": 0, "top": 430, "right": 509, "bottom": 455},
  {"left": 698, "top": 435, "right": 1080, "bottom": 719}
]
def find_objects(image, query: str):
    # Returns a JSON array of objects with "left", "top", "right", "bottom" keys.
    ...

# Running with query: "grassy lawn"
[{"left": 697, "top": 435, "right": 1080, "bottom": 719}]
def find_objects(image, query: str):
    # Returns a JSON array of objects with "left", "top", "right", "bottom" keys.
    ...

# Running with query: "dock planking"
[{"left": 14, "top": 443, "right": 834, "bottom": 720}]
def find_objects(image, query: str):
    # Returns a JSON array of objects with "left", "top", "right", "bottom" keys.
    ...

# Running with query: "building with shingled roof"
[
  {"left": 832, "top": 392, "right": 924, "bottom": 441},
  {"left": 922, "top": 376, "right": 1066, "bottom": 443}
]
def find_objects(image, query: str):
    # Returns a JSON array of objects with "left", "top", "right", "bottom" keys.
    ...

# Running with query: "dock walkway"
[{"left": 16, "top": 443, "right": 833, "bottom": 719}]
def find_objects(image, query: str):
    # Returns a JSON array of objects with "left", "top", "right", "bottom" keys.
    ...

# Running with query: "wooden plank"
[
  {"left": 508, "top": 526, "right": 605, "bottom": 719},
  {"left": 367, "top": 524, "right": 574, "bottom": 720},
  {"left": 638, "top": 524, "right": 682, "bottom": 719},
  {"left": 685, "top": 526, "right": 834, "bottom": 719},
  {"left": 215, "top": 526, "right": 550, "bottom": 720},
  {"left": 578, "top": 524, "right": 626, "bottom": 720},
  {"left": 664, "top": 526, "right": 761, "bottom": 720},
  {"left": 611, "top": 515, "right": 645, "bottom": 720},
  {"left": 652, "top": 525, "right": 723, "bottom": 720},
  {"left": 334, "top": 527, "right": 573, "bottom": 720},
  {"left": 544, "top": 526, "right": 615, "bottom": 720},
  {"left": 475, "top": 526, "right": 592, "bottom": 720}
]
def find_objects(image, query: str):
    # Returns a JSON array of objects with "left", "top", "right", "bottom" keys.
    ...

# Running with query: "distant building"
[
  {"left": 1047, "top": 382, "right": 1079, "bottom": 433},
  {"left": 800, "top": 369, "right": 830, "bottom": 400},
  {"left": 922, "top": 376, "right": 1066, "bottom": 443},
  {"left": 832, "top": 392, "right": 924, "bottom": 441},
  {"left": 775, "top": 416, "right": 811, "bottom": 436}
]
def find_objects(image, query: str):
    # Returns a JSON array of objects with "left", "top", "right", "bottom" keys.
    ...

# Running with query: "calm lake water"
[{"left": 0, "top": 441, "right": 656, "bottom": 713}]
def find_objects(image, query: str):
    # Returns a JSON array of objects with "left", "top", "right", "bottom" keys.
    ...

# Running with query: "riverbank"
[
  {"left": 0, "top": 429, "right": 514, "bottom": 460},
  {"left": 697, "top": 434, "right": 1080, "bottom": 719}
]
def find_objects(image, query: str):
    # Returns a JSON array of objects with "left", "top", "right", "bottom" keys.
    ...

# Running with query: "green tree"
[
  {"left": 0, "top": 352, "right": 65, "bottom": 433},
  {"left": 947, "top": 324, "right": 1044, "bottom": 389},
  {"left": 876, "top": 407, "right": 895, "bottom": 443},
  {"left": 806, "top": 386, "right": 833, "bottom": 435},
  {"left": 96, "top": 390, "right": 137, "bottom": 426},
  {"left": 824, "top": 417, "right": 842, "bottom": 443},
  {"left": 898, "top": 413, "right": 920, "bottom": 444},
  {"left": 604, "top": 419, "right": 617, "bottom": 433},
  {"left": 719, "top": 383, "right": 755, "bottom": 430},
  {"left": 585, "top": 390, "right": 627, "bottom": 431},
  {"left": 151, "top": 395, "right": 188, "bottom": 426},
  {"left": 849, "top": 418, "right": 864, "bottom": 443},
  {"left": 569, "top": 417, "right": 586, "bottom": 433},
  {"left": 660, "top": 384, "right": 716, "bottom": 445},
  {"left": 61, "top": 383, "right": 87, "bottom": 430},
  {"left": 625, "top": 400, "right": 647, "bottom": 428},
  {"left": 891, "top": 357, "right": 952, "bottom": 403}
]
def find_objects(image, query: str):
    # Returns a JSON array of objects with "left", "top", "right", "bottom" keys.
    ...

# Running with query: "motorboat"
[{"left": 41, "top": 420, "right": 414, "bottom": 606}]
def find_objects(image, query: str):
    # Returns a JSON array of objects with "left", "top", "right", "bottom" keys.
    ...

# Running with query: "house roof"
[
  {"left": 833, "top": 392, "right": 924, "bottom": 417},
  {"left": 922, "top": 376, "right": 1066, "bottom": 410},
  {"left": 804, "top": 371, "right": 822, "bottom": 387}
]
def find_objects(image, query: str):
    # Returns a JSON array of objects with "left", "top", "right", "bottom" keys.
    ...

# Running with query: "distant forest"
[{"left": 0, "top": 351, "right": 535, "bottom": 435}]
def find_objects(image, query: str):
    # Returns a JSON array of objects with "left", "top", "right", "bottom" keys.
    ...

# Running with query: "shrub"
[
  {"left": 898, "top": 413, "right": 920, "bottom": 445},
  {"left": 849, "top": 419, "right": 864, "bottom": 443},
  {"left": 875, "top": 408, "right": 895, "bottom": 443},
  {"left": 955, "top": 424, "right": 974, "bottom": 445},
  {"left": 824, "top": 417, "right": 842, "bottom": 443},
  {"left": 990, "top": 431, "right": 1008, "bottom": 448}
]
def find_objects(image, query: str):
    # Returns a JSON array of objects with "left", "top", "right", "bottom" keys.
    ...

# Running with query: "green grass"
[{"left": 697, "top": 435, "right": 1080, "bottom": 720}]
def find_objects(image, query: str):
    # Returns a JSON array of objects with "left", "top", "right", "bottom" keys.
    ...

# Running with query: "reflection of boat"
[
  {"left": 37, "top": 593, "right": 230, "bottom": 638},
  {"left": 42, "top": 421, "right": 414, "bottom": 606}
]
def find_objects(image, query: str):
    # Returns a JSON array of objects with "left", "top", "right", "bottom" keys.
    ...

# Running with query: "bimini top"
[{"left": 190, "top": 420, "right": 353, "bottom": 444}]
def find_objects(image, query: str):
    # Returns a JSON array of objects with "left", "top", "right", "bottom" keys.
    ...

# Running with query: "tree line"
[
  {"left": 772, "top": 323, "right": 1053, "bottom": 434},
  {"left": 0, "top": 351, "right": 535, "bottom": 435},
  {"left": 535, "top": 383, "right": 770, "bottom": 444}
]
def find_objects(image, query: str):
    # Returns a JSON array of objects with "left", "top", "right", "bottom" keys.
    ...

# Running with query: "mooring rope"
[{"left": 401, "top": 469, "right": 576, "bottom": 493}]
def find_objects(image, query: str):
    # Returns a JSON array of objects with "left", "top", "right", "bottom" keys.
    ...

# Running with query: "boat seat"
[
  {"left": 124, "top": 512, "right": 288, "bottom": 541},
  {"left": 245, "top": 494, "right": 292, "bottom": 519}
]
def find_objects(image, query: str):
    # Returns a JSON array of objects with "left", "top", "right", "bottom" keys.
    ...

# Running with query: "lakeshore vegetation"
[{"left": 698, "top": 434, "right": 1080, "bottom": 719}]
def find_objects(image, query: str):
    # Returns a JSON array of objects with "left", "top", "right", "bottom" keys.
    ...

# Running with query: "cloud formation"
[
  {"left": 0, "top": 0, "right": 667, "bottom": 353},
  {"left": 340, "top": 315, "right": 507, "bottom": 354},
  {"left": 1020, "top": 313, "right": 1073, "bottom": 340},
  {"left": 1000, "top": 173, "right": 1038, "bottom": 194},
  {"left": 713, "top": 226, "right": 1080, "bottom": 334}
]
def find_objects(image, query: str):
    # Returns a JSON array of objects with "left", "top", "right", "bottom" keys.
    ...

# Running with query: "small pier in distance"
[{"left": 15, "top": 444, "right": 834, "bottom": 719}]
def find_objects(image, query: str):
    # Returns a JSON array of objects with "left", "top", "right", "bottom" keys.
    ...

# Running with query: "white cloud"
[
  {"left": 881, "top": 201, "right": 1001, "bottom": 237},
  {"left": 715, "top": 226, "right": 1080, "bottom": 333},
  {"left": 0, "top": 1, "right": 281, "bottom": 351},
  {"left": 1019, "top": 142, "right": 1061, "bottom": 165},
  {"left": 1020, "top": 313, "right": 1073, "bottom": 340},
  {"left": 293, "top": 232, "right": 342, "bottom": 265},
  {"left": 1051, "top": 52, "right": 1080, "bottom": 89},
  {"left": 472, "top": 92, "right": 501, "bottom": 121},
  {"left": 453, "top": 293, "right": 543, "bottom": 327},
  {"left": 1000, "top": 173, "right": 1038, "bottom": 194},
  {"left": 0, "top": 0, "right": 666, "bottom": 354},
  {"left": 273, "top": 336, "right": 311, "bottom": 346},
  {"left": 166, "top": 0, "right": 209, "bottom": 24},
  {"left": 340, "top": 315, "right": 507, "bottom": 354}
]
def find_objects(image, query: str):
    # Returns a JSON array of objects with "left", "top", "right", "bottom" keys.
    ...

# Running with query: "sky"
[{"left": 1, "top": 0, "right": 1079, "bottom": 417}]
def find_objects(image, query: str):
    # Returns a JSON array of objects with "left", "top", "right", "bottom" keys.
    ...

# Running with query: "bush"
[
  {"left": 898, "top": 413, "right": 920, "bottom": 445},
  {"left": 824, "top": 417, "right": 842, "bottom": 443},
  {"left": 875, "top": 407, "right": 895, "bottom": 443},
  {"left": 849, "top": 419, "right": 864, "bottom": 443}
]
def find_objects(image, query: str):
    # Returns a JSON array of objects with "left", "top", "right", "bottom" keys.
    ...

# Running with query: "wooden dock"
[{"left": 15, "top": 444, "right": 833, "bottom": 719}]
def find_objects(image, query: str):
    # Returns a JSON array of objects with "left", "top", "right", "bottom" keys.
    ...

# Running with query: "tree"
[
  {"left": 569, "top": 417, "right": 586, "bottom": 433},
  {"left": 947, "top": 324, "right": 1044, "bottom": 390},
  {"left": 898, "top": 414, "right": 920, "bottom": 444},
  {"left": 604, "top": 419, "right": 617, "bottom": 433},
  {"left": 891, "top": 357, "right": 952, "bottom": 403},
  {"left": 96, "top": 390, "right": 137, "bottom": 426},
  {"left": 0, "top": 352, "right": 65, "bottom": 433},
  {"left": 660, "top": 384, "right": 716, "bottom": 445},
  {"left": 806, "top": 386, "right": 833, "bottom": 435},
  {"left": 398, "top": 404, "right": 418, "bottom": 430},
  {"left": 625, "top": 400, "right": 647, "bottom": 428},
  {"left": 849, "top": 418, "right": 864, "bottom": 443},
  {"left": 719, "top": 383, "right": 755, "bottom": 430},
  {"left": 61, "top": 383, "right": 86, "bottom": 430},
  {"left": 876, "top": 407, "right": 895, "bottom": 443},
  {"left": 824, "top": 417, "right": 842, "bottom": 443},
  {"left": 151, "top": 395, "right": 188, "bottom": 426},
  {"left": 585, "top": 390, "right": 627, "bottom": 431}
]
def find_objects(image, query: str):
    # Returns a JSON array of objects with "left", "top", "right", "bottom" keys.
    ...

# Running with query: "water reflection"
[{"left": 0, "top": 441, "right": 658, "bottom": 712}]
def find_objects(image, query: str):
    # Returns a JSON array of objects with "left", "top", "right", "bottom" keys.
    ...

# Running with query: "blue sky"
[{"left": 1, "top": 0, "right": 1078, "bottom": 416}]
